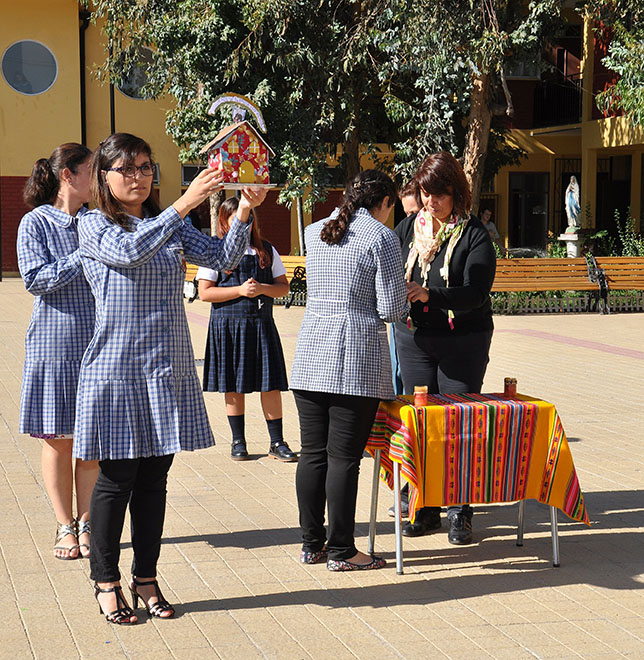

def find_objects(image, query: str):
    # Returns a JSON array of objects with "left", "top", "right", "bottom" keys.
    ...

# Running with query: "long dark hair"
[
  {"left": 91, "top": 133, "right": 160, "bottom": 229},
  {"left": 23, "top": 143, "right": 92, "bottom": 208},
  {"left": 216, "top": 196, "right": 270, "bottom": 269},
  {"left": 320, "top": 169, "right": 397, "bottom": 245},
  {"left": 415, "top": 151, "right": 471, "bottom": 218}
]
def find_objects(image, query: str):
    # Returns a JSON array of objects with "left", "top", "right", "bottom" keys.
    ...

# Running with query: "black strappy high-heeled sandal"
[
  {"left": 94, "top": 584, "right": 137, "bottom": 625},
  {"left": 129, "top": 577, "right": 175, "bottom": 618}
]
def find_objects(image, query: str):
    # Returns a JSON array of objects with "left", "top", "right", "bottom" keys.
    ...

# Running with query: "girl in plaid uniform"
[
  {"left": 290, "top": 170, "right": 407, "bottom": 571},
  {"left": 197, "top": 197, "right": 296, "bottom": 462},
  {"left": 75, "top": 133, "right": 256, "bottom": 625},
  {"left": 17, "top": 143, "right": 98, "bottom": 561}
]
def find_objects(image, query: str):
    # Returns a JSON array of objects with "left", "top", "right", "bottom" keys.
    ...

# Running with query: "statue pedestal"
[{"left": 558, "top": 232, "right": 582, "bottom": 258}]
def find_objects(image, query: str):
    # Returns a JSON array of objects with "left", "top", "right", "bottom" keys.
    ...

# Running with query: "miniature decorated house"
[{"left": 200, "top": 120, "right": 275, "bottom": 187}]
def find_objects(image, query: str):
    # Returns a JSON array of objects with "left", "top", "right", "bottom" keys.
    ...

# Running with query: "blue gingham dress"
[
  {"left": 73, "top": 207, "right": 251, "bottom": 461},
  {"left": 290, "top": 207, "right": 408, "bottom": 400},
  {"left": 17, "top": 205, "right": 95, "bottom": 435}
]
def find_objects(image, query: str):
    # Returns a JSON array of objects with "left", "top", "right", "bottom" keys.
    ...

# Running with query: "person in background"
[
  {"left": 399, "top": 179, "right": 423, "bottom": 217},
  {"left": 291, "top": 170, "right": 407, "bottom": 572},
  {"left": 197, "top": 196, "right": 297, "bottom": 462},
  {"left": 393, "top": 152, "right": 496, "bottom": 545},
  {"left": 17, "top": 143, "right": 98, "bottom": 561},
  {"left": 75, "top": 132, "right": 255, "bottom": 625},
  {"left": 13, "top": 71, "right": 33, "bottom": 94},
  {"left": 480, "top": 208, "right": 505, "bottom": 253}
]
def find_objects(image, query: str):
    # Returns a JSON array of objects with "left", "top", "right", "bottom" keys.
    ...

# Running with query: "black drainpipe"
[
  {"left": 79, "top": 9, "right": 91, "bottom": 145},
  {"left": 109, "top": 47, "right": 115, "bottom": 135}
]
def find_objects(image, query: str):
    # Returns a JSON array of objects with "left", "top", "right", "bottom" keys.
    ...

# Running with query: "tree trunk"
[
  {"left": 209, "top": 191, "right": 224, "bottom": 235},
  {"left": 296, "top": 196, "right": 305, "bottom": 256},
  {"left": 462, "top": 73, "right": 493, "bottom": 216},
  {"left": 345, "top": 124, "right": 361, "bottom": 181}
]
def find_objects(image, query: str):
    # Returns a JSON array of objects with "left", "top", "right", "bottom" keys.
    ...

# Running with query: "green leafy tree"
[
  {"left": 88, "top": 0, "right": 398, "bottom": 210},
  {"left": 88, "top": 0, "right": 561, "bottom": 213},
  {"left": 378, "top": 0, "right": 561, "bottom": 209},
  {"left": 585, "top": 0, "right": 644, "bottom": 126}
]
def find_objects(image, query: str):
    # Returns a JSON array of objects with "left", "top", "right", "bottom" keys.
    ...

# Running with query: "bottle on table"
[
  {"left": 504, "top": 377, "right": 517, "bottom": 398},
  {"left": 414, "top": 385, "right": 429, "bottom": 407}
]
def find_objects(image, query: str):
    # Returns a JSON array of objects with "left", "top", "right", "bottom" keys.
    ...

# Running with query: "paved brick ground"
[{"left": 1, "top": 277, "right": 643, "bottom": 659}]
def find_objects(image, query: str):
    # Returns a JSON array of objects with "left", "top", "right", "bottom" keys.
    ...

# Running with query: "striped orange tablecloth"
[{"left": 366, "top": 393, "right": 590, "bottom": 526}]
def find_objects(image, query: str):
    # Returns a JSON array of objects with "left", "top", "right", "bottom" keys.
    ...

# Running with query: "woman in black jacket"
[{"left": 393, "top": 151, "right": 496, "bottom": 544}]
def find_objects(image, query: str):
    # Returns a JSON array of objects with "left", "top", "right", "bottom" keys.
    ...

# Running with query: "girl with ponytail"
[
  {"left": 290, "top": 169, "right": 407, "bottom": 571},
  {"left": 17, "top": 143, "right": 98, "bottom": 562}
]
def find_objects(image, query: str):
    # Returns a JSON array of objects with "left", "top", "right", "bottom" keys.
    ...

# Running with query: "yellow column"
[
  {"left": 581, "top": 17, "right": 594, "bottom": 124},
  {"left": 580, "top": 148, "right": 597, "bottom": 229},
  {"left": 580, "top": 15, "right": 596, "bottom": 229},
  {"left": 496, "top": 170, "right": 509, "bottom": 247}
]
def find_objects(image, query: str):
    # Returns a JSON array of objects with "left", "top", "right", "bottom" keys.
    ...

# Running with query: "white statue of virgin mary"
[{"left": 565, "top": 175, "right": 581, "bottom": 231}]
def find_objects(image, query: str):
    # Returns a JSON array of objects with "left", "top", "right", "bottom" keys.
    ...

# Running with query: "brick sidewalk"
[{"left": 1, "top": 277, "right": 643, "bottom": 659}]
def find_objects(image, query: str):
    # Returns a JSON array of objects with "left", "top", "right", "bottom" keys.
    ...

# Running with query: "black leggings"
[
  {"left": 90, "top": 454, "right": 174, "bottom": 582},
  {"left": 293, "top": 390, "right": 380, "bottom": 560}
]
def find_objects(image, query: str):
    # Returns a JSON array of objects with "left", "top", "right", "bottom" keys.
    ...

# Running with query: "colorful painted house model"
[{"left": 200, "top": 120, "right": 275, "bottom": 187}]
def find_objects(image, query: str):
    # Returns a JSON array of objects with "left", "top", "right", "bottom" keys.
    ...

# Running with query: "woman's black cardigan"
[{"left": 394, "top": 213, "right": 496, "bottom": 336}]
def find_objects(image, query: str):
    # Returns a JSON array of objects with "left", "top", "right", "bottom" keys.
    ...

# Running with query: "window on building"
[
  {"left": 509, "top": 172, "right": 549, "bottom": 250},
  {"left": 596, "top": 155, "right": 632, "bottom": 233},
  {"left": 2, "top": 40, "right": 57, "bottom": 95},
  {"left": 182, "top": 165, "right": 205, "bottom": 186}
]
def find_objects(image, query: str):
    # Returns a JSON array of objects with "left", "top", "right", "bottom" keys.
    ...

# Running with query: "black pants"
[
  {"left": 394, "top": 326, "right": 493, "bottom": 520},
  {"left": 293, "top": 390, "right": 380, "bottom": 561},
  {"left": 90, "top": 454, "right": 174, "bottom": 582}
]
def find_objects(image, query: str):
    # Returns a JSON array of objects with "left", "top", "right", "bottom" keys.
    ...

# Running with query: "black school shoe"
[
  {"left": 401, "top": 510, "right": 441, "bottom": 537},
  {"left": 447, "top": 512, "right": 473, "bottom": 545},
  {"left": 268, "top": 441, "right": 298, "bottom": 462},
  {"left": 231, "top": 441, "right": 249, "bottom": 461}
]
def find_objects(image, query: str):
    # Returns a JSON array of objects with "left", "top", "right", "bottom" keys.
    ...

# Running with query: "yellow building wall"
[
  {"left": 84, "top": 22, "right": 183, "bottom": 209},
  {"left": 0, "top": 0, "right": 81, "bottom": 175}
]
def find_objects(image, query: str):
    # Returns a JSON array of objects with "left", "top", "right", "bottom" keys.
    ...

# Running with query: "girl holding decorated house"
[
  {"left": 197, "top": 196, "right": 297, "bottom": 462},
  {"left": 75, "top": 132, "right": 256, "bottom": 625}
]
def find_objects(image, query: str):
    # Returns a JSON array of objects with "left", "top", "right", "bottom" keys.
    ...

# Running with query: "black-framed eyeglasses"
[{"left": 106, "top": 162, "right": 155, "bottom": 178}]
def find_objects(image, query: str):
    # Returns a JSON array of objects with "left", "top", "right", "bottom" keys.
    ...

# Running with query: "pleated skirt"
[
  {"left": 72, "top": 373, "right": 215, "bottom": 460},
  {"left": 203, "top": 316, "right": 288, "bottom": 394},
  {"left": 20, "top": 359, "right": 80, "bottom": 436}
]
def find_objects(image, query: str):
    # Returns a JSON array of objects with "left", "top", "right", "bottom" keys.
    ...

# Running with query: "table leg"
[
  {"left": 550, "top": 506, "right": 560, "bottom": 567},
  {"left": 368, "top": 450, "right": 381, "bottom": 555},
  {"left": 516, "top": 500, "right": 525, "bottom": 547},
  {"left": 393, "top": 462, "right": 403, "bottom": 575}
]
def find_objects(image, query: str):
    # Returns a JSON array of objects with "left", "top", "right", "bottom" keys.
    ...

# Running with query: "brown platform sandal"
[
  {"left": 129, "top": 577, "right": 175, "bottom": 618},
  {"left": 53, "top": 521, "right": 79, "bottom": 560},
  {"left": 94, "top": 584, "right": 138, "bottom": 625}
]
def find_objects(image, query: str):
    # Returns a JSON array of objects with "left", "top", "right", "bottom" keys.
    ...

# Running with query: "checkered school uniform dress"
[
  {"left": 17, "top": 205, "right": 95, "bottom": 435},
  {"left": 290, "top": 207, "right": 408, "bottom": 400},
  {"left": 72, "top": 207, "right": 251, "bottom": 461}
]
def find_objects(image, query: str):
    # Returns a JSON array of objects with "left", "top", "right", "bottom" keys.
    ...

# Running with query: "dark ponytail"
[
  {"left": 23, "top": 143, "right": 92, "bottom": 208},
  {"left": 320, "top": 169, "right": 397, "bottom": 245}
]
